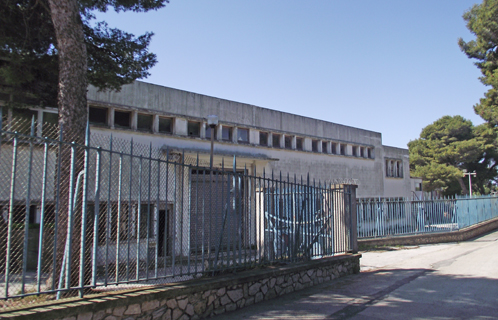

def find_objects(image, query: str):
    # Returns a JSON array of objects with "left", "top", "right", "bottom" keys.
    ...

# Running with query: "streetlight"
[
  {"left": 463, "top": 169, "right": 477, "bottom": 197},
  {"left": 207, "top": 115, "right": 218, "bottom": 170}
]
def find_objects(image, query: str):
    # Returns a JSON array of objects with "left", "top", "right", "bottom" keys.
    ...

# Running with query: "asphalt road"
[{"left": 212, "top": 230, "right": 498, "bottom": 320}]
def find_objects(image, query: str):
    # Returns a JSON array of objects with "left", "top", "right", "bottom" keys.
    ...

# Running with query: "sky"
[{"left": 94, "top": 0, "right": 486, "bottom": 149}]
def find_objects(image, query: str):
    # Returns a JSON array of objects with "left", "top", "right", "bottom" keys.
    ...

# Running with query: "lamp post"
[
  {"left": 207, "top": 115, "right": 218, "bottom": 170},
  {"left": 463, "top": 169, "right": 477, "bottom": 197}
]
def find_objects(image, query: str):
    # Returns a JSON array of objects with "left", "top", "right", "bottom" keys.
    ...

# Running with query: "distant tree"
[
  {"left": 459, "top": 0, "right": 498, "bottom": 126},
  {"left": 408, "top": 116, "right": 498, "bottom": 196}
]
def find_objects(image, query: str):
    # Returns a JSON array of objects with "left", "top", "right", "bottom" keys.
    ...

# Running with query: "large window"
[
  {"left": 188, "top": 121, "right": 200, "bottom": 137},
  {"left": 260, "top": 132, "right": 268, "bottom": 146},
  {"left": 322, "top": 141, "right": 328, "bottom": 154},
  {"left": 340, "top": 144, "right": 346, "bottom": 155},
  {"left": 237, "top": 128, "right": 249, "bottom": 143},
  {"left": 158, "top": 117, "right": 173, "bottom": 134},
  {"left": 331, "top": 143, "right": 337, "bottom": 154},
  {"left": 296, "top": 137, "right": 303, "bottom": 151},
  {"left": 272, "top": 134, "right": 281, "bottom": 148},
  {"left": 89, "top": 106, "right": 108, "bottom": 126},
  {"left": 137, "top": 113, "right": 153, "bottom": 132},
  {"left": 222, "top": 126, "right": 232, "bottom": 141},
  {"left": 115, "top": 110, "right": 131, "bottom": 128},
  {"left": 312, "top": 140, "right": 319, "bottom": 152},
  {"left": 284, "top": 135, "right": 292, "bottom": 149}
]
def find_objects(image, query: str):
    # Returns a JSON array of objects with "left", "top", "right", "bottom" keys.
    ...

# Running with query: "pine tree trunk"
[{"left": 47, "top": 0, "right": 88, "bottom": 294}]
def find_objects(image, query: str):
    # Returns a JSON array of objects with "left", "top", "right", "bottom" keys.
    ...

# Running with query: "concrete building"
[{"left": 83, "top": 80, "right": 414, "bottom": 199}]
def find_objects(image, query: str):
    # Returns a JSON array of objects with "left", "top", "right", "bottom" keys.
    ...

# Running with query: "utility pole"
[{"left": 463, "top": 169, "right": 477, "bottom": 197}]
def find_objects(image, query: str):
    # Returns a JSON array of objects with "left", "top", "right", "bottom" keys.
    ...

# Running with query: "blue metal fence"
[
  {"left": 0, "top": 115, "right": 356, "bottom": 308},
  {"left": 357, "top": 196, "right": 498, "bottom": 239}
]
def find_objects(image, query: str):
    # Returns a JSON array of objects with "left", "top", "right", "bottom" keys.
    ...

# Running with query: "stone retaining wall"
[
  {"left": 0, "top": 254, "right": 360, "bottom": 320},
  {"left": 358, "top": 217, "right": 498, "bottom": 249}
]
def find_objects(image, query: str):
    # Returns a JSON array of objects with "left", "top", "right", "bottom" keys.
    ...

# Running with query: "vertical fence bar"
[
  {"left": 154, "top": 154, "right": 161, "bottom": 279},
  {"left": 51, "top": 125, "right": 63, "bottom": 291},
  {"left": 79, "top": 125, "right": 91, "bottom": 297},
  {"left": 116, "top": 153, "right": 123, "bottom": 283},
  {"left": 136, "top": 155, "right": 143, "bottom": 281},
  {"left": 104, "top": 136, "right": 113, "bottom": 286},
  {"left": 37, "top": 139, "right": 50, "bottom": 293},
  {"left": 21, "top": 118, "right": 36, "bottom": 294},
  {"left": 91, "top": 147, "right": 102, "bottom": 287},
  {"left": 5, "top": 132, "right": 19, "bottom": 298},
  {"left": 127, "top": 139, "right": 133, "bottom": 281},
  {"left": 146, "top": 145, "right": 152, "bottom": 280}
]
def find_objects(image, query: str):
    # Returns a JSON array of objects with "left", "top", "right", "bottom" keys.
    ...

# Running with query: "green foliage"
[
  {"left": 459, "top": 0, "right": 498, "bottom": 126},
  {"left": 409, "top": 116, "right": 498, "bottom": 195},
  {"left": 0, "top": 0, "right": 168, "bottom": 108}
]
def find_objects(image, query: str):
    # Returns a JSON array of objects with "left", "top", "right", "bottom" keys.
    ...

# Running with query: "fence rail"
[
  {"left": 357, "top": 196, "right": 498, "bottom": 239},
  {"left": 0, "top": 117, "right": 356, "bottom": 308}
]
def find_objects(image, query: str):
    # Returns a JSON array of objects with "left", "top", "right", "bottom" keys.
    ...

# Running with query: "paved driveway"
[{"left": 212, "top": 230, "right": 498, "bottom": 319}]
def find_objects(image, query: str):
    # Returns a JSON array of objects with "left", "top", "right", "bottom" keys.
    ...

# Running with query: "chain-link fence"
[{"left": 0, "top": 116, "right": 357, "bottom": 310}]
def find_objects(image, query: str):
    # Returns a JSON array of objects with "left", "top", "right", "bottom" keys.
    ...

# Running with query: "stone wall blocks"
[
  {"left": 292, "top": 274, "right": 299, "bottom": 282},
  {"left": 276, "top": 276, "right": 284, "bottom": 285},
  {"left": 284, "top": 286, "right": 294, "bottom": 294},
  {"left": 236, "top": 299, "right": 246, "bottom": 309},
  {"left": 124, "top": 304, "right": 141, "bottom": 315},
  {"left": 202, "top": 303, "right": 214, "bottom": 318},
  {"left": 227, "top": 289, "right": 244, "bottom": 302},
  {"left": 307, "top": 270, "right": 314, "bottom": 277},
  {"left": 142, "top": 300, "right": 160, "bottom": 312},
  {"left": 178, "top": 314, "right": 189, "bottom": 320},
  {"left": 255, "top": 292, "right": 264, "bottom": 303},
  {"left": 92, "top": 310, "right": 106, "bottom": 320},
  {"left": 193, "top": 300, "right": 207, "bottom": 315},
  {"left": 245, "top": 297, "right": 255, "bottom": 306},
  {"left": 317, "top": 270, "right": 323, "bottom": 277},
  {"left": 226, "top": 303, "right": 237, "bottom": 312},
  {"left": 269, "top": 278, "right": 277, "bottom": 288},
  {"left": 217, "top": 288, "right": 226, "bottom": 296},
  {"left": 302, "top": 275, "right": 311, "bottom": 283},
  {"left": 207, "top": 294, "right": 216, "bottom": 306},
  {"left": 213, "top": 307, "right": 225, "bottom": 315},
  {"left": 77, "top": 315, "right": 92, "bottom": 320},
  {"left": 261, "top": 284, "right": 268, "bottom": 295},
  {"left": 103, "top": 316, "right": 117, "bottom": 320},
  {"left": 177, "top": 298, "right": 188, "bottom": 311},
  {"left": 185, "top": 304, "right": 195, "bottom": 316},
  {"left": 151, "top": 307, "right": 166, "bottom": 319},
  {"left": 243, "top": 283, "right": 249, "bottom": 297},
  {"left": 113, "top": 306, "right": 126, "bottom": 317},
  {"left": 274, "top": 285, "right": 283, "bottom": 295},
  {"left": 220, "top": 295, "right": 231, "bottom": 306},
  {"left": 171, "top": 308, "right": 183, "bottom": 320},
  {"left": 265, "top": 288, "right": 277, "bottom": 300},
  {"left": 166, "top": 299, "right": 177, "bottom": 309},
  {"left": 248, "top": 282, "right": 261, "bottom": 296}
]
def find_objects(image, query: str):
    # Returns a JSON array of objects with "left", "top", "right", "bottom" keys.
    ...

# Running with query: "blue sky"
[{"left": 95, "top": 0, "right": 485, "bottom": 148}]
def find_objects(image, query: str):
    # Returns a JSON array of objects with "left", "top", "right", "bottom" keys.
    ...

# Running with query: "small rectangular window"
[
  {"left": 296, "top": 137, "right": 303, "bottom": 151},
  {"left": 114, "top": 110, "right": 131, "bottom": 128},
  {"left": 137, "top": 113, "right": 153, "bottom": 132},
  {"left": 11, "top": 108, "right": 38, "bottom": 135},
  {"left": 222, "top": 126, "right": 232, "bottom": 141},
  {"left": 237, "top": 128, "right": 249, "bottom": 143},
  {"left": 42, "top": 112, "right": 58, "bottom": 139},
  {"left": 272, "top": 134, "right": 281, "bottom": 148},
  {"left": 368, "top": 148, "right": 372, "bottom": 159},
  {"left": 89, "top": 106, "right": 108, "bottom": 125},
  {"left": 352, "top": 146, "right": 358, "bottom": 157},
  {"left": 158, "top": 117, "right": 173, "bottom": 134},
  {"left": 312, "top": 140, "right": 319, "bottom": 152},
  {"left": 284, "top": 135, "right": 292, "bottom": 149},
  {"left": 340, "top": 145, "right": 346, "bottom": 155},
  {"left": 331, "top": 143, "right": 337, "bottom": 154},
  {"left": 322, "top": 141, "right": 328, "bottom": 153},
  {"left": 360, "top": 147, "right": 365, "bottom": 157},
  {"left": 260, "top": 132, "right": 268, "bottom": 146},
  {"left": 188, "top": 121, "right": 200, "bottom": 137},
  {"left": 206, "top": 126, "right": 216, "bottom": 139}
]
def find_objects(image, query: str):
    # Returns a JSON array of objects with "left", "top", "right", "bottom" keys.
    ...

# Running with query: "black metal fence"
[{"left": 0, "top": 116, "right": 356, "bottom": 308}]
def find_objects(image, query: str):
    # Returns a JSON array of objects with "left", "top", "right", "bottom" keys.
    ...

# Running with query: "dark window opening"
[
  {"left": 238, "top": 128, "right": 249, "bottom": 143},
  {"left": 340, "top": 145, "right": 346, "bottom": 155},
  {"left": 296, "top": 137, "right": 303, "bottom": 151},
  {"left": 188, "top": 121, "right": 200, "bottom": 137},
  {"left": 272, "top": 134, "right": 281, "bottom": 148},
  {"left": 115, "top": 110, "right": 131, "bottom": 128},
  {"left": 352, "top": 146, "right": 357, "bottom": 157},
  {"left": 89, "top": 106, "right": 108, "bottom": 125},
  {"left": 12, "top": 108, "right": 38, "bottom": 135},
  {"left": 137, "top": 114, "right": 153, "bottom": 132},
  {"left": 322, "top": 141, "right": 328, "bottom": 153},
  {"left": 222, "top": 126, "right": 232, "bottom": 141},
  {"left": 159, "top": 117, "right": 173, "bottom": 134},
  {"left": 284, "top": 135, "right": 292, "bottom": 149},
  {"left": 312, "top": 140, "right": 319, "bottom": 152},
  {"left": 360, "top": 147, "right": 365, "bottom": 157},
  {"left": 368, "top": 148, "right": 372, "bottom": 159},
  {"left": 260, "top": 132, "right": 268, "bottom": 146},
  {"left": 42, "top": 112, "right": 59, "bottom": 139},
  {"left": 331, "top": 143, "right": 337, "bottom": 154}
]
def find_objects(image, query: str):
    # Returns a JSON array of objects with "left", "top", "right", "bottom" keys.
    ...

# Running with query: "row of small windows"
[{"left": 1, "top": 106, "right": 375, "bottom": 159}]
